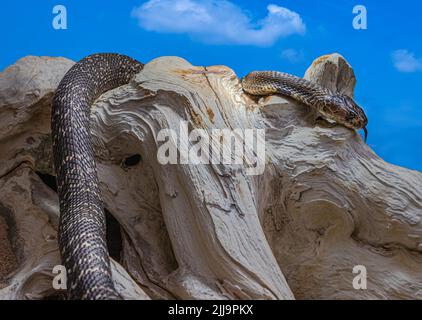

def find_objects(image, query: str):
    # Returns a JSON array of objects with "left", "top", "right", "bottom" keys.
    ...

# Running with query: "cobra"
[{"left": 51, "top": 53, "right": 368, "bottom": 299}]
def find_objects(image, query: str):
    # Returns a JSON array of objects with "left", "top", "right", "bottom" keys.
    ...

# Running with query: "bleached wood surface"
[{"left": 0, "top": 54, "right": 421, "bottom": 299}]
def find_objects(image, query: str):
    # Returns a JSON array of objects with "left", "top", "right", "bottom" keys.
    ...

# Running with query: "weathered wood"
[{"left": 0, "top": 54, "right": 421, "bottom": 300}]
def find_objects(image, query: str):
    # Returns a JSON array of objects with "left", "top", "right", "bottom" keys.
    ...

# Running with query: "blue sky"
[{"left": 1, "top": 0, "right": 421, "bottom": 171}]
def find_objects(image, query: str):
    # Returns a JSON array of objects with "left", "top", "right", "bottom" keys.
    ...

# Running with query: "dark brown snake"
[{"left": 52, "top": 53, "right": 368, "bottom": 300}]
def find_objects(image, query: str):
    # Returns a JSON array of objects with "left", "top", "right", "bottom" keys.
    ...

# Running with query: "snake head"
[
  {"left": 320, "top": 94, "right": 368, "bottom": 142},
  {"left": 341, "top": 95, "right": 368, "bottom": 142}
]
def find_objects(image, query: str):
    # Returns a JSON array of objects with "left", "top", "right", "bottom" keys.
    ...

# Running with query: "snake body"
[
  {"left": 52, "top": 53, "right": 143, "bottom": 299},
  {"left": 242, "top": 71, "right": 368, "bottom": 140},
  {"left": 52, "top": 53, "right": 367, "bottom": 299}
]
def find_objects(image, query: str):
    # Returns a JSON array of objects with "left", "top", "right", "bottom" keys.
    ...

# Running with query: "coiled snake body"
[
  {"left": 52, "top": 53, "right": 368, "bottom": 299},
  {"left": 242, "top": 71, "right": 368, "bottom": 140}
]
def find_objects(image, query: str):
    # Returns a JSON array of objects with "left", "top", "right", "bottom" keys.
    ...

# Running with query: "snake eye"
[{"left": 346, "top": 111, "right": 356, "bottom": 122}]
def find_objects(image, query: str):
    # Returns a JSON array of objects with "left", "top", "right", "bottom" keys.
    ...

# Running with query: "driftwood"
[{"left": 0, "top": 53, "right": 421, "bottom": 300}]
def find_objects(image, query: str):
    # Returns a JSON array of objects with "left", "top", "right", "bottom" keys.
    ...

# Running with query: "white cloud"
[
  {"left": 131, "top": 0, "right": 305, "bottom": 46},
  {"left": 281, "top": 48, "right": 304, "bottom": 63},
  {"left": 392, "top": 49, "right": 422, "bottom": 73}
]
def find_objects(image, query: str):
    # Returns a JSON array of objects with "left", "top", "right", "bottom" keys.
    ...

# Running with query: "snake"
[
  {"left": 52, "top": 53, "right": 143, "bottom": 299},
  {"left": 51, "top": 53, "right": 368, "bottom": 299},
  {"left": 242, "top": 71, "right": 368, "bottom": 141}
]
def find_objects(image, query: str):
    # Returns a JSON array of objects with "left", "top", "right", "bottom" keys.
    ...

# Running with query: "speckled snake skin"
[
  {"left": 52, "top": 53, "right": 367, "bottom": 300},
  {"left": 52, "top": 53, "right": 143, "bottom": 299},
  {"left": 242, "top": 71, "right": 368, "bottom": 140}
]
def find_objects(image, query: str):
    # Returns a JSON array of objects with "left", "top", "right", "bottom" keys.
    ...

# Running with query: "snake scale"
[{"left": 52, "top": 53, "right": 368, "bottom": 299}]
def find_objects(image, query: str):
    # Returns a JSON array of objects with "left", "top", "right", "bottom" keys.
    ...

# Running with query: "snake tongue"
[{"left": 363, "top": 127, "right": 368, "bottom": 143}]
